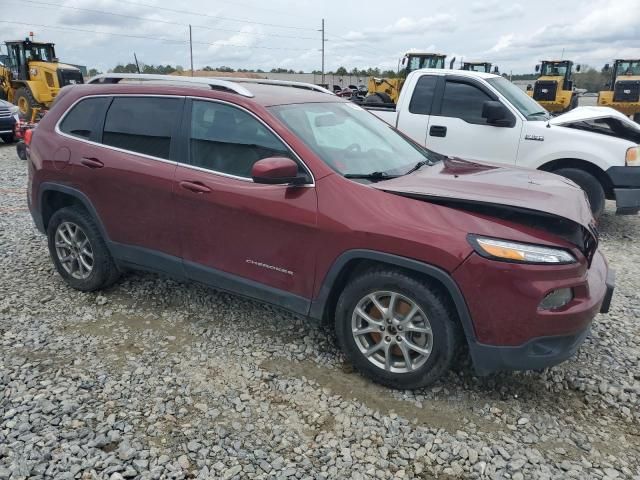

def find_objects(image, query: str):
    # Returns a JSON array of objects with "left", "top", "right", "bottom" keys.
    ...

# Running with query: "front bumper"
[
  {"left": 469, "top": 268, "right": 614, "bottom": 375},
  {"left": 0, "top": 117, "right": 16, "bottom": 136},
  {"left": 606, "top": 166, "right": 640, "bottom": 214}
]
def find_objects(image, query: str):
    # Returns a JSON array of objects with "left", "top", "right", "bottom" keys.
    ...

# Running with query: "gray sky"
[{"left": 1, "top": 0, "right": 639, "bottom": 74}]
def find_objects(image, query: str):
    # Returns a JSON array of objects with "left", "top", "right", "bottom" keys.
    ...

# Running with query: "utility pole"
[
  {"left": 189, "top": 24, "right": 194, "bottom": 77},
  {"left": 320, "top": 19, "right": 326, "bottom": 86}
]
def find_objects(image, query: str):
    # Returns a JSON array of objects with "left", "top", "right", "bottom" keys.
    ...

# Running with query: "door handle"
[
  {"left": 179, "top": 181, "right": 211, "bottom": 194},
  {"left": 429, "top": 125, "right": 447, "bottom": 137},
  {"left": 80, "top": 157, "right": 104, "bottom": 169}
]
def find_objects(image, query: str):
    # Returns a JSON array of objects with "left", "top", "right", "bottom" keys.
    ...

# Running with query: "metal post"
[
  {"left": 321, "top": 19, "right": 325, "bottom": 85},
  {"left": 189, "top": 24, "right": 194, "bottom": 77}
]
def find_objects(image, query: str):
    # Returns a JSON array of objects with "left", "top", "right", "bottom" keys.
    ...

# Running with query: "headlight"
[
  {"left": 626, "top": 146, "right": 640, "bottom": 166},
  {"left": 469, "top": 235, "right": 576, "bottom": 264}
]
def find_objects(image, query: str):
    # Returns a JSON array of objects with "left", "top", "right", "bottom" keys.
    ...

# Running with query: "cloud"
[
  {"left": 341, "top": 14, "right": 456, "bottom": 42},
  {"left": 471, "top": 0, "right": 524, "bottom": 20}
]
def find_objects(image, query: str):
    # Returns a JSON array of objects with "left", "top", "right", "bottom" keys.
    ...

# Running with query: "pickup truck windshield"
[
  {"left": 486, "top": 77, "right": 549, "bottom": 120},
  {"left": 269, "top": 102, "right": 436, "bottom": 177}
]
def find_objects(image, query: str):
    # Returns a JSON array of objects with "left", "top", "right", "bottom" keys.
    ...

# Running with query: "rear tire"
[
  {"left": 47, "top": 207, "right": 120, "bottom": 291},
  {"left": 335, "top": 268, "right": 460, "bottom": 389},
  {"left": 554, "top": 168, "right": 605, "bottom": 218},
  {"left": 13, "top": 87, "right": 40, "bottom": 119}
]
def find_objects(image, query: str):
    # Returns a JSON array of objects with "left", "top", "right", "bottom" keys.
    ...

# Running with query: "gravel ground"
[{"left": 1, "top": 141, "right": 639, "bottom": 480}]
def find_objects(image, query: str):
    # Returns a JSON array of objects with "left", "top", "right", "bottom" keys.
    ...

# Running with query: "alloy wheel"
[
  {"left": 351, "top": 290, "right": 433, "bottom": 373},
  {"left": 54, "top": 221, "right": 94, "bottom": 280}
]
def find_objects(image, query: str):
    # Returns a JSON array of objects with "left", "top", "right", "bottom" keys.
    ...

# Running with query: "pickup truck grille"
[
  {"left": 533, "top": 81, "right": 558, "bottom": 102},
  {"left": 56, "top": 69, "right": 84, "bottom": 87},
  {"left": 0, "top": 106, "right": 12, "bottom": 119},
  {"left": 613, "top": 81, "right": 640, "bottom": 102}
]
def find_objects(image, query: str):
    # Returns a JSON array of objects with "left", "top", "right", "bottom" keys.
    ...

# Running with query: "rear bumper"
[
  {"left": 606, "top": 166, "right": 640, "bottom": 214},
  {"left": 469, "top": 267, "right": 614, "bottom": 375}
]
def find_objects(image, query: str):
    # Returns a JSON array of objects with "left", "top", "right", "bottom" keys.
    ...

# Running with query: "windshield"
[
  {"left": 615, "top": 61, "right": 640, "bottom": 76},
  {"left": 269, "top": 102, "right": 437, "bottom": 177},
  {"left": 407, "top": 55, "right": 444, "bottom": 73},
  {"left": 541, "top": 62, "right": 568, "bottom": 76},
  {"left": 25, "top": 44, "right": 55, "bottom": 62},
  {"left": 486, "top": 77, "right": 549, "bottom": 120}
]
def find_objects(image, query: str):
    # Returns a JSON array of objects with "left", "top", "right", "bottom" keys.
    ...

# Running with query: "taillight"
[{"left": 24, "top": 129, "right": 33, "bottom": 146}]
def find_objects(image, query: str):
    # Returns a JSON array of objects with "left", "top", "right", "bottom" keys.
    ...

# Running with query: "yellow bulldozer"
[
  {"left": 598, "top": 59, "right": 640, "bottom": 122},
  {"left": 367, "top": 52, "right": 448, "bottom": 104},
  {"left": 526, "top": 60, "right": 580, "bottom": 113},
  {"left": 0, "top": 38, "right": 84, "bottom": 119}
]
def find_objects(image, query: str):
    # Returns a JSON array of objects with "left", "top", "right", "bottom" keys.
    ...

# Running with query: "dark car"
[
  {"left": 0, "top": 99, "right": 19, "bottom": 144},
  {"left": 25, "top": 74, "right": 613, "bottom": 389}
]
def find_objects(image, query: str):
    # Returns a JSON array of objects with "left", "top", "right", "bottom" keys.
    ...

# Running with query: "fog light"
[{"left": 539, "top": 288, "right": 573, "bottom": 310}]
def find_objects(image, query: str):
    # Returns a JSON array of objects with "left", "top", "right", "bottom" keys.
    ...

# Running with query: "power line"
[
  {"left": 114, "top": 0, "right": 316, "bottom": 31},
  {"left": 0, "top": 20, "right": 312, "bottom": 51},
  {"left": 16, "top": 0, "right": 318, "bottom": 40}
]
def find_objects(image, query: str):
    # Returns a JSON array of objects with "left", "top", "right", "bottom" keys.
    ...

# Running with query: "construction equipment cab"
[
  {"left": 527, "top": 60, "right": 579, "bottom": 113},
  {"left": 366, "top": 53, "right": 448, "bottom": 104},
  {"left": 461, "top": 62, "right": 497, "bottom": 74},
  {"left": 0, "top": 38, "right": 84, "bottom": 119},
  {"left": 598, "top": 60, "right": 640, "bottom": 123}
]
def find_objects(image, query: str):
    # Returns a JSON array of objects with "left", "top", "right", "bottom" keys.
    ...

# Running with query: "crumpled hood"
[
  {"left": 551, "top": 106, "right": 640, "bottom": 130},
  {"left": 372, "top": 157, "right": 596, "bottom": 235}
]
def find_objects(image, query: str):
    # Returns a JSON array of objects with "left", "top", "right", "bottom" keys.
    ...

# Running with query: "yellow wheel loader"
[
  {"left": 526, "top": 60, "right": 580, "bottom": 113},
  {"left": 0, "top": 38, "right": 84, "bottom": 119},
  {"left": 598, "top": 59, "right": 640, "bottom": 122},
  {"left": 366, "top": 53, "right": 448, "bottom": 104}
]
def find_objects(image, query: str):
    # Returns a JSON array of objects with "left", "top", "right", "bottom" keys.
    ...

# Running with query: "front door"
[
  {"left": 174, "top": 99, "right": 318, "bottom": 313},
  {"left": 425, "top": 77, "right": 522, "bottom": 165}
]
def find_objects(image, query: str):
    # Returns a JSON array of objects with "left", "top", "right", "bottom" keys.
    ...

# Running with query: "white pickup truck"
[{"left": 367, "top": 68, "right": 640, "bottom": 217}]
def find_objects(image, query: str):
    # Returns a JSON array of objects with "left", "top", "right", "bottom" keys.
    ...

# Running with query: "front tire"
[
  {"left": 554, "top": 168, "right": 605, "bottom": 218},
  {"left": 335, "top": 268, "right": 460, "bottom": 389},
  {"left": 13, "top": 87, "right": 40, "bottom": 119},
  {"left": 47, "top": 207, "right": 120, "bottom": 291}
]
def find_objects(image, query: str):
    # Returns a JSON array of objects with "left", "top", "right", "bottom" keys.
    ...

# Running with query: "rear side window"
[
  {"left": 59, "top": 97, "right": 109, "bottom": 139},
  {"left": 189, "top": 100, "right": 291, "bottom": 178},
  {"left": 102, "top": 97, "right": 181, "bottom": 159},
  {"left": 440, "top": 81, "right": 492, "bottom": 123},
  {"left": 409, "top": 76, "right": 438, "bottom": 115}
]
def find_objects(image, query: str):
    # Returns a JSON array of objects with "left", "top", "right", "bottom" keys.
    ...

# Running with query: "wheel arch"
[
  {"left": 309, "top": 250, "right": 477, "bottom": 344},
  {"left": 38, "top": 183, "right": 110, "bottom": 242},
  {"left": 538, "top": 158, "right": 614, "bottom": 199}
]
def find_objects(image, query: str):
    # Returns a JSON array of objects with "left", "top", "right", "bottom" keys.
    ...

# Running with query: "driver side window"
[{"left": 440, "top": 81, "right": 492, "bottom": 124}]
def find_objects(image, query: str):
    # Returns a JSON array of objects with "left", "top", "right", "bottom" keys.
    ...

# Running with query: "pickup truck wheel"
[
  {"left": 47, "top": 207, "right": 120, "bottom": 291},
  {"left": 554, "top": 168, "right": 605, "bottom": 218},
  {"left": 335, "top": 269, "right": 459, "bottom": 389}
]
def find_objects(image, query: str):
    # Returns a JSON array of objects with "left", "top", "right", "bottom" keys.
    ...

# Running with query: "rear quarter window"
[{"left": 59, "top": 97, "right": 109, "bottom": 139}]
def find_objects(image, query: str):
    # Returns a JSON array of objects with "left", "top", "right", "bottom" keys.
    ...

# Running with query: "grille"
[
  {"left": 533, "top": 81, "right": 558, "bottom": 102},
  {"left": 56, "top": 69, "right": 84, "bottom": 87},
  {"left": 613, "top": 81, "right": 640, "bottom": 102},
  {"left": 0, "top": 106, "right": 12, "bottom": 119},
  {"left": 45, "top": 71, "right": 55, "bottom": 88}
]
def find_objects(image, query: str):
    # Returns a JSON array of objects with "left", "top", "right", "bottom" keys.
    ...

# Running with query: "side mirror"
[
  {"left": 493, "top": 66, "right": 499, "bottom": 74},
  {"left": 576, "top": 64, "right": 581, "bottom": 73},
  {"left": 603, "top": 63, "right": 610, "bottom": 72},
  {"left": 535, "top": 64, "right": 540, "bottom": 73},
  {"left": 482, "top": 100, "right": 512, "bottom": 127},
  {"left": 251, "top": 157, "right": 307, "bottom": 185}
]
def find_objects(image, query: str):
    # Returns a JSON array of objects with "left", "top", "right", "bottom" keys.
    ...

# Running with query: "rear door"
[
  {"left": 425, "top": 76, "right": 522, "bottom": 164},
  {"left": 395, "top": 74, "right": 439, "bottom": 145},
  {"left": 63, "top": 95, "right": 184, "bottom": 264},
  {"left": 173, "top": 98, "right": 318, "bottom": 312}
]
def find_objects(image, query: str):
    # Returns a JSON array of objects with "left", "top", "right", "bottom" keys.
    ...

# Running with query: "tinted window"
[
  {"left": 409, "top": 76, "right": 438, "bottom": 115},
  {"left": 190, "top": 100, "right": 291, "bottom": 178},
  {"left": 441, "top": 81, "right": 492, "bottom": 123},
  {"left": 59, "top": 97, "right": 109, "bottom": 139},
  {"left": 103, "top": 97, "right": 181, "bottom": 159}
]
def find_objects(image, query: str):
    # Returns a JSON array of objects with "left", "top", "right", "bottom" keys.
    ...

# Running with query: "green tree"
[{"left": 335, "top": 66, "right": 348, "bottom": 76}]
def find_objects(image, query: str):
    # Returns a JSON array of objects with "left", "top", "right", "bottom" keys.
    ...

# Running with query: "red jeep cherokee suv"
[{"left": 26, "top": 74, "right": 614, "bottom": 389}]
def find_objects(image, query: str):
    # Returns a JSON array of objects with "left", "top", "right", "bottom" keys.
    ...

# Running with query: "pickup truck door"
[
  {"left": 424, "top": 76, "right": 522, "bottom": 164},
  {"left": 394, "top": 74, "right": 439, "bottom": 144}
]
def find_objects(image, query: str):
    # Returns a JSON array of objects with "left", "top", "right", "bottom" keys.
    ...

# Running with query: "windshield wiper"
[
  {"left": 403, "top": 159, "right": 432, "bottom": 176},
  {"left": 344, "top": 171, "right": 399, "bottom": 181}
]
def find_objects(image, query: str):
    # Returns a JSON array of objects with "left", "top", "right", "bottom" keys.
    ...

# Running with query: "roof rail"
[
  {"left": 86, "top": 73, "right": 255, "bottom": 98},
  {"left": 214, "top": 77, "right": 335, "bottom": 95}
]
